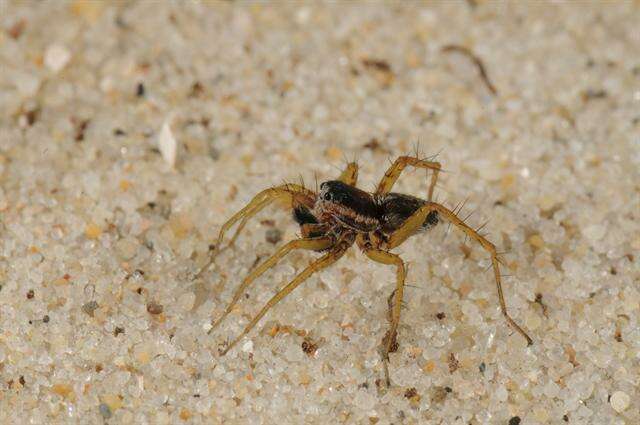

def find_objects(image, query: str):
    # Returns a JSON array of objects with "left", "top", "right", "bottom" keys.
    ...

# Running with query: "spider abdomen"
[{"left": 379, "top": 192, "right": 438, "bottom": 234}]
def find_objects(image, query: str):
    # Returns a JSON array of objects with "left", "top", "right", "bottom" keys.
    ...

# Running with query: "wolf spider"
[{"left": 198, "top": 156, "right": 532, "bottom": 384}]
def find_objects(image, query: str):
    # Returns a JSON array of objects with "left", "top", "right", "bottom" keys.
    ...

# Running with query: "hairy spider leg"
[
  {"left": 357, "top": 235, "right": 406, "bottom": 386},
  {"left": 383, "top": 289, "right": 399, "bottom": 387},
  {"left": 208, "top": 237, "right": 333, "bottom": 334},
  {"left": 338, "top": 161, "right": 359, "bottom": 186},
  {"left": 375, "top": 155, "right": 441, "bottom": 201},
  {"left": 386, "top": 201, "right": 533, "bottom": 345},
  {"left": 220, "top": 243, "right": 351, "bottom": 355},
  {"left": 194, "top": 184, "right": 315, "bottom": 279}
]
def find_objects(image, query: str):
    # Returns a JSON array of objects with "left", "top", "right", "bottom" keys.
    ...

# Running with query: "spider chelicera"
[{"left": 197, "top": 156, "right": 532, "bottom": 384}]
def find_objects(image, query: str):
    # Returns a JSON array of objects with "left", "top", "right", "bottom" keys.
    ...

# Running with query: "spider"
[{"left": 197, "top": 155, "right": 532, "bottom": 384}]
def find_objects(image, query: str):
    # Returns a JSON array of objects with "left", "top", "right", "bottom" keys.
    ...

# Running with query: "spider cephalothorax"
[
  {"left": 314, "top": 180, "right": 381, "bottom": 233},
  {"left": 196, "top": 156, "right": 532, "bottom": 386}
]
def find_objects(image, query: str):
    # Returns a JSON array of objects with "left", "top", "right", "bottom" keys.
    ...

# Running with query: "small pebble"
[
  {"left": 301, "top": 339, "right": 318, "bottom": 356},
  {"left": 101, "top": 394, "right": 123, "bottom": 411},
  {"left": 136, "top": 82, "right": 145, "bottom": 97},
  {"left": 508, "top": 417, "right": 521, "bottom": 425},
  {"left": 543, "top": 381, "right": 560, "bottom": 398},
  {"left": 241, "top": 340, "right": 253, "bottom": 352},
  {"left": 528, "top": 234, "right": 545, "bottom": 249},
  {"left": 44, "top": 44, "right": 71, "bottom": 72},
  {"left": 134, "top": 343, "right": 152, "bottom": 365},
  {"left": 495, "top": 385, "right": 508, "bottom": 402},
  {"left": 533, "top": 406, "right": 550, "bottom": 422},
  {"left": 609, "top": 390, "right": 630, "bottom": 412},
  {"left": 85, "top": 223, "right": 102, "bottom": 239},
  {"left": 582, "top": 224, "right": 606, "bottom": 241},
  {"left": 52, "top": 383, "right": 73, "bottom": 398},
  {"left": 265, "top": 228, "right": 282, "bottom": 244},
  {"left": 525, "top": 310, "right": 542, "bottom": 330},
  {"left": 147, "top": 301, "right": 164, "bottom": 315},
  {"left": 99, "top": 403, "right": 112, "bottom": 419},
  {"left": 353, "top": 390, "right": 376, "bottom": 410},
  {"left": 176, "top": 292, "right": 195, "bottom": 312},
  {"left": 431, "top": 386, "right": 448, "bottom": 403},
  {"left": 115, "top": 237, "right": 139, "bottom": 260},
  {"left": 180, "top": 409, "right": 192, "bottom": 421},
  {"left": 82, "top": 301, "right": 99, "bottom": 317}
]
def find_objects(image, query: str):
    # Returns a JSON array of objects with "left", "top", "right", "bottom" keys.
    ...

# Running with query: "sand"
[{"left": 1, "top": 1, "right": 638, "bottom": 424}]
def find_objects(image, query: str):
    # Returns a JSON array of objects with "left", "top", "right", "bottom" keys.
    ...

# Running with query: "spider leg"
[
  {"left": 219, "top": 242, "right": 350, "bottom": 355},
  {"left": 209, "top": 237, "right": 333, "bottom": 334},
  {"left": 375, "top": 155, "right": 441, "bottom": 201},
  {"left": 386, "top": 202, "right": 533, "bottom": 345},
  {"left": 338, "top": 161, "right": 359, "bottom": 186},
  {"left": 194, "top": 184, "right": 315, "bottom": 279},
  {"left": 357, "top": 236, "right": 406, "bottom": 386}
]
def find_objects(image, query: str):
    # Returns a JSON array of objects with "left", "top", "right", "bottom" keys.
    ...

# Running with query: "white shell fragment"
[
  {"left": 157, "top": 120, "right": 177, "bottom": 168},
  {"left": 44, "top": 44, "right": 71, "bottom": 73},
  {"left": 610, "top": 391, "right": 630, "bottom": 413}
]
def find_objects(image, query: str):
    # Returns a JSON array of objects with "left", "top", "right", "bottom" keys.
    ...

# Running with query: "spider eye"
[{"left": 323, "top": 192, "right": 332, "bottom": 201}]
